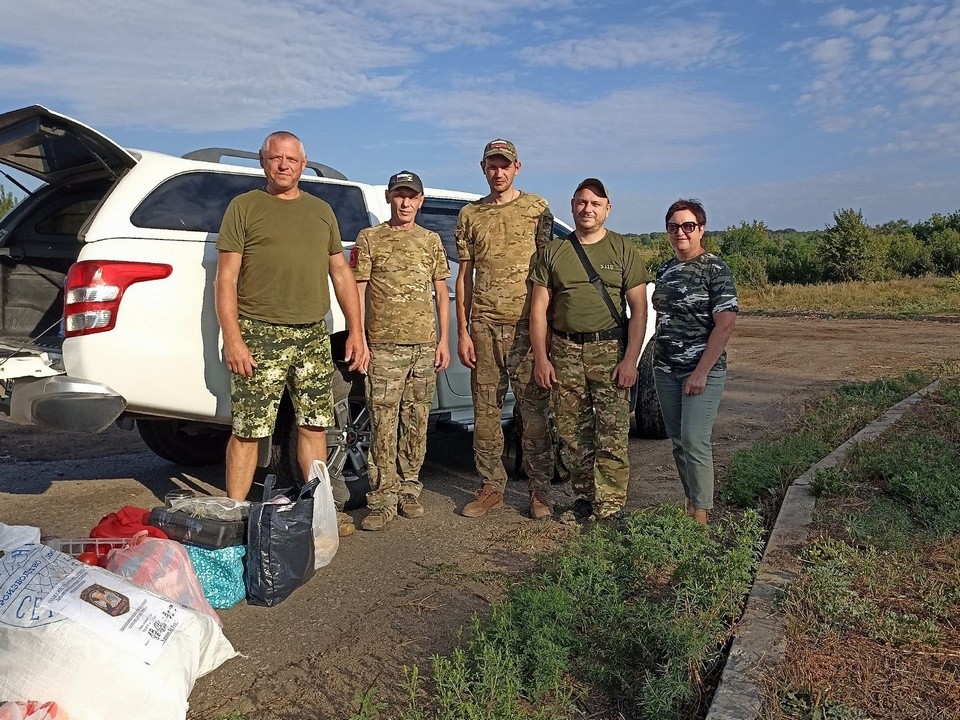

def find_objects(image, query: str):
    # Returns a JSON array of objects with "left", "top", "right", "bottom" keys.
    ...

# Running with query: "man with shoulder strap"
[
  {"left": 529, "top": 178, "right": 649, "bottom": 522},
  {"left": 455, "top": 139, "right": 555, "bottom": 519}
]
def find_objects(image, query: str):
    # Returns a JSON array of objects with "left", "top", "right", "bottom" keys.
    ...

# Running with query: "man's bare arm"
[
  {"left": 454, "top": 259, "right": 476, "bottom": 368},
  {"left": 215, "top": 250, "right": 256, "bottom": 377}
]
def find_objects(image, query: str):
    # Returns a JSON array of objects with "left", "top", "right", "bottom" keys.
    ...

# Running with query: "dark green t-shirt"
[
  {"left": 217, "top": 189, "right": 344, "bottom": 324},
  {"left": 530, "top": 230, "right": 650, "bottom": 333}
]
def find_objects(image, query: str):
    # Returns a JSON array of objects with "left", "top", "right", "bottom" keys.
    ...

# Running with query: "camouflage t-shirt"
[
  {"left": 455, "top": 192, "right": 553, "bottom": 324},
  {"left": 352, "top": 222, "right": 450, "bottom": 344},
  {"left": 652, "top": 252, "right": 739, "bottom": 373},
  {"left": 530, "top": 231, "right": 650, "bottom": 333}
]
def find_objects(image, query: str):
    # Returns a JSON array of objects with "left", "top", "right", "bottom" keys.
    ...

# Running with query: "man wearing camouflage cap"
[
  {"left": 353, "top": 171, "right": 451, "bottom": 531},
  {"left": 529, "top": 179, "right": 649, "bottom": 523},
  {"left": 455, "top": 139, "right": 555, "bottom": 519}
]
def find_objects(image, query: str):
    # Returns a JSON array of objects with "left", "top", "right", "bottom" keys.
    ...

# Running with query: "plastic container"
[
  {"left": 147, "top": 507, "right": 246, "bottom": 549},
  {"left": 164, "top": 488, "right": 196, "bottom": 508},
  {"left": 42, "top": 537, "right": 132, "bottom": 557}
]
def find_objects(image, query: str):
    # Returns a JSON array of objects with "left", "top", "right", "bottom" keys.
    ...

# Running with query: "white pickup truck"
[{"left": 0, "top": 105, "right": 665, "bottom": 504}]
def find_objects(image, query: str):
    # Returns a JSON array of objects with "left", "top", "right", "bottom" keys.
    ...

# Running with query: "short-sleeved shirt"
[
  {"left": 352, "top": 222, "right": 450, "bottom": 344},
  {"left": 217, "top": 188, "right": 344, "bottom": 325},
  {"left": 530, "top": 231, "right": 650, "bottom": 333},
  {"left": 455, "top": 192, "right": 553, "bottom": 324},
  {"left": 652, "top": 252, "right": 739, "bottom": 373}
]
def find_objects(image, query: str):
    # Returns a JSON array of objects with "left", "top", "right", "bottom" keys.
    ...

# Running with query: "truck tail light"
[{"left": 64, "top": 260, "right": 172, "bottom": 337}]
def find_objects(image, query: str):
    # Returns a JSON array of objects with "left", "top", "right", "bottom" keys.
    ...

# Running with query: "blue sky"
[{"left": 1, "top": 0, "right": 958, "bottom": 233}]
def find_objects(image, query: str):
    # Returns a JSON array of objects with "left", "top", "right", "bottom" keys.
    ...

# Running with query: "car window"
[
  {"left": 130, "top": 172, "right": 370, "bottom": 242},
  {"left": 417, "top": 198, "right": 468, "bottom": 264}
]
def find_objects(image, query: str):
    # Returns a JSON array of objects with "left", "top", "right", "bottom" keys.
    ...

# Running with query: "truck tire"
[
  {"left": 271, "top": 363, "right": 371, "bottom": 510},
  {"left": 633, "top": 341, "right": 668, "bottom": 439},
  {"left": 136, "top": 419, "right": 230, "bottom": 466}
]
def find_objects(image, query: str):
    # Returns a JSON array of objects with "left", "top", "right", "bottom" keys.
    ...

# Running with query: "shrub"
[
  {"left": 767, "top": 235, "right": 823, "bottom": 284},
  {"left": 929, "top": 228, "right": 960, "bottom": 275},
  {"left": 886, "top": 231, "right": 934, "bottom": 277},
  {"left": 724, "top": 252, "right": 768, "bottom": 288}
]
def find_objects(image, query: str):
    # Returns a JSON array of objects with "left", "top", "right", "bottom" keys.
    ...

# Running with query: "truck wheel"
[
  {"left": 633, "top": 341, "right": 668, "bottom": 439},
  {"left": 271, "top": 364, "right": 371, "bottom": 510},
  {"left": 136, "top": 419, "right": 230, "bottom": 466}
]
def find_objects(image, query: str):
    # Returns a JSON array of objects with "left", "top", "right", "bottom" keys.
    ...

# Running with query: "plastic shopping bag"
[
  {"left": 184, "top": 545, "right": 246, "bottom": 610},
  {"left": 308, "top": 459, "right": 340, "bottom": 569},
  {"left": 105, "top": 531, "right": 222, "bottom": 625},
  {"left": 245, "top": 475, "right": 318, "bottom": 607}
]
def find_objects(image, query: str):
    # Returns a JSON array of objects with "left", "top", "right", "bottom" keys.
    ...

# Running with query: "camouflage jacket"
[
  {"left": 652, "top": 252, "right": 739, "bottom": 373},
  {"left": 455, "top": 192, "right": 553, "bottom": 325},
  {"left": 353, "top": 222, "right": 450, "bottom": 344}
]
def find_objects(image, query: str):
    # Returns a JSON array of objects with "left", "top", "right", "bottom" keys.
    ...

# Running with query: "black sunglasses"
[{"left": 666, "top": 221, "right": 701, "bottom": 234}]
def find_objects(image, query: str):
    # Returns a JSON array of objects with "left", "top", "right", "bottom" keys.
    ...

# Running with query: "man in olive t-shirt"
[
  {"left": 215, "top": 131, "right": 369, "bottom": 537},
  {"left": 530, "top": 178, "right": 649, "bottom": 522}
]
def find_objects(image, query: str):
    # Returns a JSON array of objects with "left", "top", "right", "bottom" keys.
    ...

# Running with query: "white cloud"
[
  {"left": 868, "top": 36, "right": 895, "bottom": 62},
  {"left": 823, "top": 8, "right": 859, "bottom": 27},
  {"left": 852, "top": 14, "right": 890, "bottom": 39},
  {"left": 811, "top": 37, "right": 854, "bottom": 66},
  {"left": 385, "top": 85, "right": 755, "bottom": 172},
  {"left": 0, "top": 0, "right": 417, "bottom": 131},
  {"left": 518, "top": 21, "right": 741, "bottom": 70},
  {"left": 790, "top": 2, "right": 960, "bottom": 152},
  {"left": 0, "top": 0, "right": 573, "bottom": 131}
]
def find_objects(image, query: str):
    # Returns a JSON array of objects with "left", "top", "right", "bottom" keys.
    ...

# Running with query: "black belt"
[{"left": 552, "top": 327, "right": 625, "bottom": 344}]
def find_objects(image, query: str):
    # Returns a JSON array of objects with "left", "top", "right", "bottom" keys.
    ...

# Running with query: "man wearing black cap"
[
  {"left": 455, "top": 139, "right": 555, "bottom": 520},
  {"left": 352, "top": 171, "right": 451, "bottom": 531},
  {"left": 529, "top": 179, "right": 649, "bottom": 523}
]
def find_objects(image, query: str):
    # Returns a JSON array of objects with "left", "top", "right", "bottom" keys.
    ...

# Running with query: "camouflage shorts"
[{"left": 230, "top": 317, "right": 335, "bottom": 439}]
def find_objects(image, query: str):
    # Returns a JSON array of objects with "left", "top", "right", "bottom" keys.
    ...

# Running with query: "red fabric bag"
[{"left": 90, "top": 505, "right": 168, "bottom": 539}]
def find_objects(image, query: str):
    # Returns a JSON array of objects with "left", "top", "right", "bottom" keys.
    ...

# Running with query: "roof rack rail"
[{"left": 181, "top": 147, "right": 348, "bottom": 181}]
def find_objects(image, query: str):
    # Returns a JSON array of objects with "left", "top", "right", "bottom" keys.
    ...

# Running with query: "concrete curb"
[{"left": 706, "top": 379, "right": 942, "bottom": 720}]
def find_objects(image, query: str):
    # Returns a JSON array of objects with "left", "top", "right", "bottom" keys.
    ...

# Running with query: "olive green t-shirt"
[
  {"left": 216, "top": 188, "right": 344, "bottom": 324},
  {"left": 530, "top": 231, "right": 650, "bottom": 333},
  {"left": 353, "top": 222, "right": 450, "bottom": 344},
  {"left": 455, "top": 192, "right": 553, "bottom": 324}
]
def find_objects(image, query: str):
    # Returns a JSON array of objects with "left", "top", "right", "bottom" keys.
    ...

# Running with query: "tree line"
[{"left": 626, "top": 209, "right": 960, "bottom": 287}]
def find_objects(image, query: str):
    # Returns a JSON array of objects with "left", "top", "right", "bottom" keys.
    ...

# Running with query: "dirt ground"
[{"left": 2, "top": 316, "right": 959, "bottom": 719}]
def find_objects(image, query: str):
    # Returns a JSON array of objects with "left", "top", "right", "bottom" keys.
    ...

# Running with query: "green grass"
[
  {"left": 723, "top": 370, "right": 934, "bottom": 511},
  {"left": 770, "top": 377, "right": 960, "bottom": 719},
  {"left": 350, "top": 507, "right": 764, "bottom": 720},
  {"left": 738, "top": 276, "right": 960, "bottom": 317}
]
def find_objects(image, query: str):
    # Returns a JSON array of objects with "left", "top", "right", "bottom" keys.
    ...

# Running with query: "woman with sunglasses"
[{"left": 651, "top": 199, "right": 738, "bottom": 524}]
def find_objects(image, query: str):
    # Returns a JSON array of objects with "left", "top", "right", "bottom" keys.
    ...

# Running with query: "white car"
[{"left": 0, "top": 105, "right": 664, "bottom": 505}]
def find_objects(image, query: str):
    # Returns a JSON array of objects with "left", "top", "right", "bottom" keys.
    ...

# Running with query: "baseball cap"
[
  {"left": 574, "top": 178, "right": 610, "bottom": 200},
  {"left": 387, "top": 170, "right": 424, "bottom": 194},
  {"left": 482, "top": 139, "right": 518, "bottom": 162}
]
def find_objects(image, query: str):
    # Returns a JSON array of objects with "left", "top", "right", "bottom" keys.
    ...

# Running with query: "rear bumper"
[{"left": 3, "top": 375, "right": 126, "bottom": 433}]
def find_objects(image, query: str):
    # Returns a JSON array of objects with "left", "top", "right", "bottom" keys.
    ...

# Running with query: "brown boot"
[
  {"left": 398, "top": 494, "right": 425, "bottom": 519},
  {"left": 529, "top": 490, "right": 552, "bottom": 520},
  {"left": 461, "top": 484, "right": 504, "bottom": 518},
  {"left": 337, "top": 511, "right": 356, "bottom": 537},
  {"left": 691, "top": 508, "right": 709, "bottom": 525},
  {"left": 360, "top": 507, "right": 396, "bottom": 532}
]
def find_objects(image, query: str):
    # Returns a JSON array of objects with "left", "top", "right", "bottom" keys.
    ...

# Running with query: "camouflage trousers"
[
  {"left": 365, "top": 343, "right": 437, "bottom": 510},
  {"left": 231, "top": 318, "right": 334, "bottom": 439},
  {"left": 470, "top": 320, "right": 553, "bottom": 493},
  {"left": 551, "top": 335, "right": 630, "bottom": 517}
]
